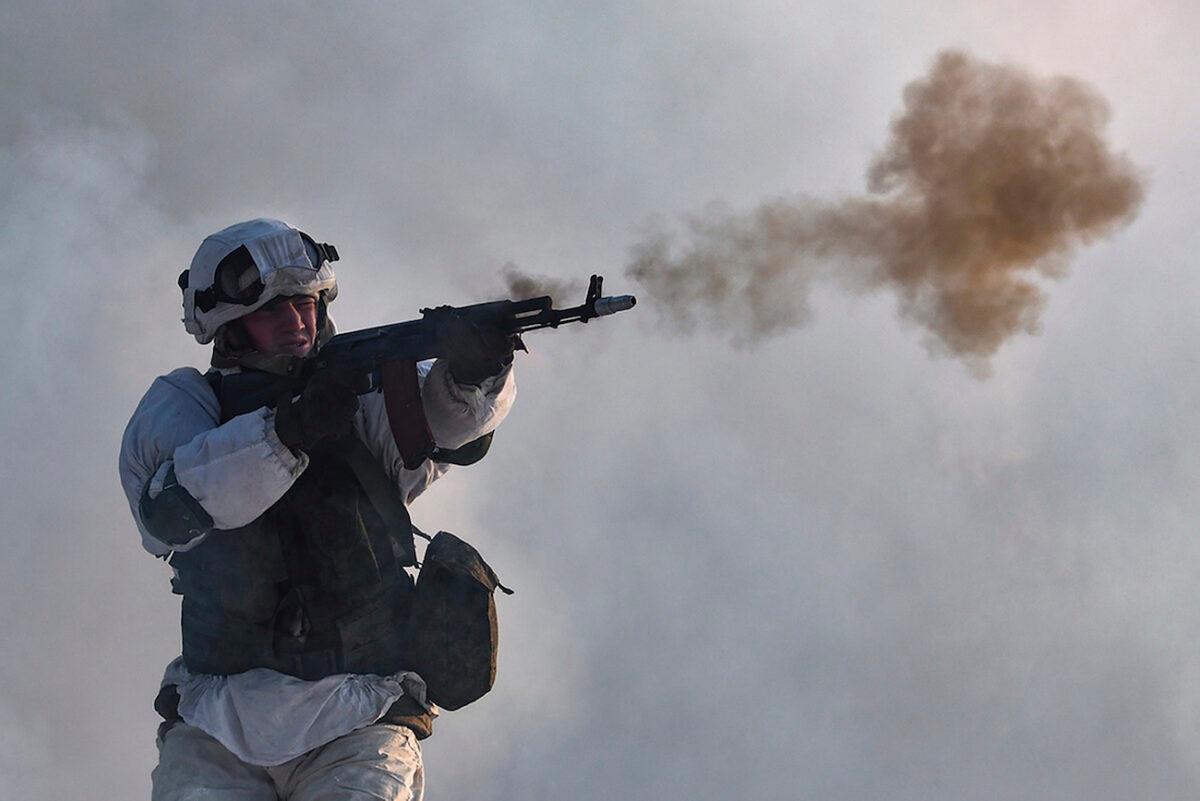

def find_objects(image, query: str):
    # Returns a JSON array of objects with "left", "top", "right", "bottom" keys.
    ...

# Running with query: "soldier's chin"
[{"left": 276, "top": 340, "right": 314, "bottom": 357}]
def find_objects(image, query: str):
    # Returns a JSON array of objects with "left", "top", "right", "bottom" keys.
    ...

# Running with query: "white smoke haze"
[
  {"left": 0, "top": 122, "right": 191, "bottom": 799},
  {"left": 3, "top": 3, "right": 1200, "bottom": 801}
]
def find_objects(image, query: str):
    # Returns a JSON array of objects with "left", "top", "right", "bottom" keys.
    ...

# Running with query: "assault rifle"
[{"left": 216, "top": 274, "right": 636, "bottom": 467}]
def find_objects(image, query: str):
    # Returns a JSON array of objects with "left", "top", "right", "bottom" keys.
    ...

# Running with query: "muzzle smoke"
[
  {"left": 501, "top": 263, "right": 584, "bottom": 304},
  {"left": 627, "top": 50, "right": 1145, "bottom": 367}
]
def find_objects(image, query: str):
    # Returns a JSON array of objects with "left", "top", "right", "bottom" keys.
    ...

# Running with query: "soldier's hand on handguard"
[
  {"left": 274, "top": 369, "right": 362, "bottom": 451},
  {"left": 438, "top": 313, "right": 516, "bottom": 386}
]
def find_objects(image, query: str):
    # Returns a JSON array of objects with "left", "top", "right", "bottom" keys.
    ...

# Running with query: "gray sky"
[{"left": 3, "top": 2, "right": 1199, "bottom": 799}]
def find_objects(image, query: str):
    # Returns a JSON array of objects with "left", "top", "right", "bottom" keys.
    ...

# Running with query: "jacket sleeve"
[
  {"left": 118, "top": 368, "right": 308, "bottom": 556},
  {"left": 357, "top": 358, "right": 516, "bottom": 504}
]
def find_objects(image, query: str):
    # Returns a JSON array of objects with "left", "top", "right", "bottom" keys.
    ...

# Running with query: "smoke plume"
[
  {"left": 501, "top": 262, "right": 584, "bottom": 304},
  {"left": 628, "top": 50, "right": 1145, "bottom": 367}
]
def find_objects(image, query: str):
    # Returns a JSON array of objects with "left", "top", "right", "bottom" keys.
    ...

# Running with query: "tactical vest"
[
  {"left": 169, "top": 368, "right": 421, "bottom": 681},
  {"left": 170, "top": 436, "right": 416, "bottom": 680}
]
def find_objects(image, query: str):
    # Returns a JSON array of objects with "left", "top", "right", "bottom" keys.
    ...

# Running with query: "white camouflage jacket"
[{"left": 118, "top": 358, "right": 515, "bottom": 765}]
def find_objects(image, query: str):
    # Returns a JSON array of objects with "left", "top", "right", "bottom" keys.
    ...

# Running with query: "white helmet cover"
[{"left": 182, "top": 218, "right": 339, "bottom": 344}]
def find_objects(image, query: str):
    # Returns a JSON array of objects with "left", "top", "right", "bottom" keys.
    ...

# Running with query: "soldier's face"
[{"left": 241, "top": 295, "right": 319, "bottom": 357}]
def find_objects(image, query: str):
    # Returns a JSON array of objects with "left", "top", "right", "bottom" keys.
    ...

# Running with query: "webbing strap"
[
  {"left": 335, "top": 437, "right": 419, "bottom": 567},
  {"left": 381, "top": 359, "right": 436, "bottom": 470}
]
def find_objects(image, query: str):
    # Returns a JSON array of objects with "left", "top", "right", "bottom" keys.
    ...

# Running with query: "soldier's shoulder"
[
  {"left": 135, "top": 366, "right": 219, "bottom": 417},
  {"left": 121, "top": 366, "right": 220, "bottom": 465}
]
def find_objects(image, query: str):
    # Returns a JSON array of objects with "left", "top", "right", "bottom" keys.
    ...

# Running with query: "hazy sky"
[{"left": 3, "top": 2, "right": 1200, "bottom": 799}]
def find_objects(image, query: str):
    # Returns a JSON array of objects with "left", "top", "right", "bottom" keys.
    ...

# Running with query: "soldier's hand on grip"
[
  {"left": 438, "top": 312, "right": 515, "bottom": 386},
  {"left": 275, "top": 369, "right": 361, "bottom": 451}
]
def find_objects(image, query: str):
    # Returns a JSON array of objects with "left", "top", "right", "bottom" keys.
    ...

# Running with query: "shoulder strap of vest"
[{"left": 332, "top": 437, "right": 420, "bottom": 567}]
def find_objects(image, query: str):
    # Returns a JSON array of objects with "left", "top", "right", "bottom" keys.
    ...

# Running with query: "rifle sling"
[{"left": 381, "top": 359, "right": 436, "bottom": 470}]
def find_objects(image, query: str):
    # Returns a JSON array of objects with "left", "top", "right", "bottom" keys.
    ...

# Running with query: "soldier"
[{"left": 119, "top": 218, "right": 515, "bottom": 800}]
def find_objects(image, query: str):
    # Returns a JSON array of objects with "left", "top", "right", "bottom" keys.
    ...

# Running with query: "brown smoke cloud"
[
  {"left": 627, "top": 50, "right": 1145, "bottom": 368},
  {"left": 500, "top": 262, "right": 585, "bottom": 304}
]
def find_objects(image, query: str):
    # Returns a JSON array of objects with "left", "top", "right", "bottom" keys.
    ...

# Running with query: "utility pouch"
[{"left": 407, "top": 531, "right": 512, "bottom": 710}]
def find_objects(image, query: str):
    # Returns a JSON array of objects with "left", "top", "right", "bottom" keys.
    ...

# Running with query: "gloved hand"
[
  {"left": 438, "top": 313, "right": 515, "bottom": 386},
  {"left": 274, "top": 369, "right": 361, "bottom": 451}
]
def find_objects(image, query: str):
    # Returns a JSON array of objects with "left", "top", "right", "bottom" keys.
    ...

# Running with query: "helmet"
[{"left": 179, "top": 218, "right": 339, "bottom": 344}]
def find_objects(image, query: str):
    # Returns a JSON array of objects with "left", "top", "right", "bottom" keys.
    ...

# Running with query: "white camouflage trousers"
[{"left": 152, "top": 722, "right": 424, "bottom": 801}]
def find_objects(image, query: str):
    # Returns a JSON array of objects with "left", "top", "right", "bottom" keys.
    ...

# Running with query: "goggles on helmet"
[{"left": 183, "top": 232, "right": 339, "bottom": 313}]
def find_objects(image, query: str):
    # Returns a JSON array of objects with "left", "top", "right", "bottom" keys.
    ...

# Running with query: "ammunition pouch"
[{"left": 406, "top": 531, "right": 511, "bottom": 710}]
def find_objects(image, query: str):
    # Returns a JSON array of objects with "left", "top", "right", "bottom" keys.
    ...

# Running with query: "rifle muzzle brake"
[{"left": 593, "top": 295, "right": 637, "bottom": 317}]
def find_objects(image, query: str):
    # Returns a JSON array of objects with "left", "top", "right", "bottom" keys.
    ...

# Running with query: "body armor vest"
[{"left": 171, "top": 385, "right": 416, "bottom": 681}]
